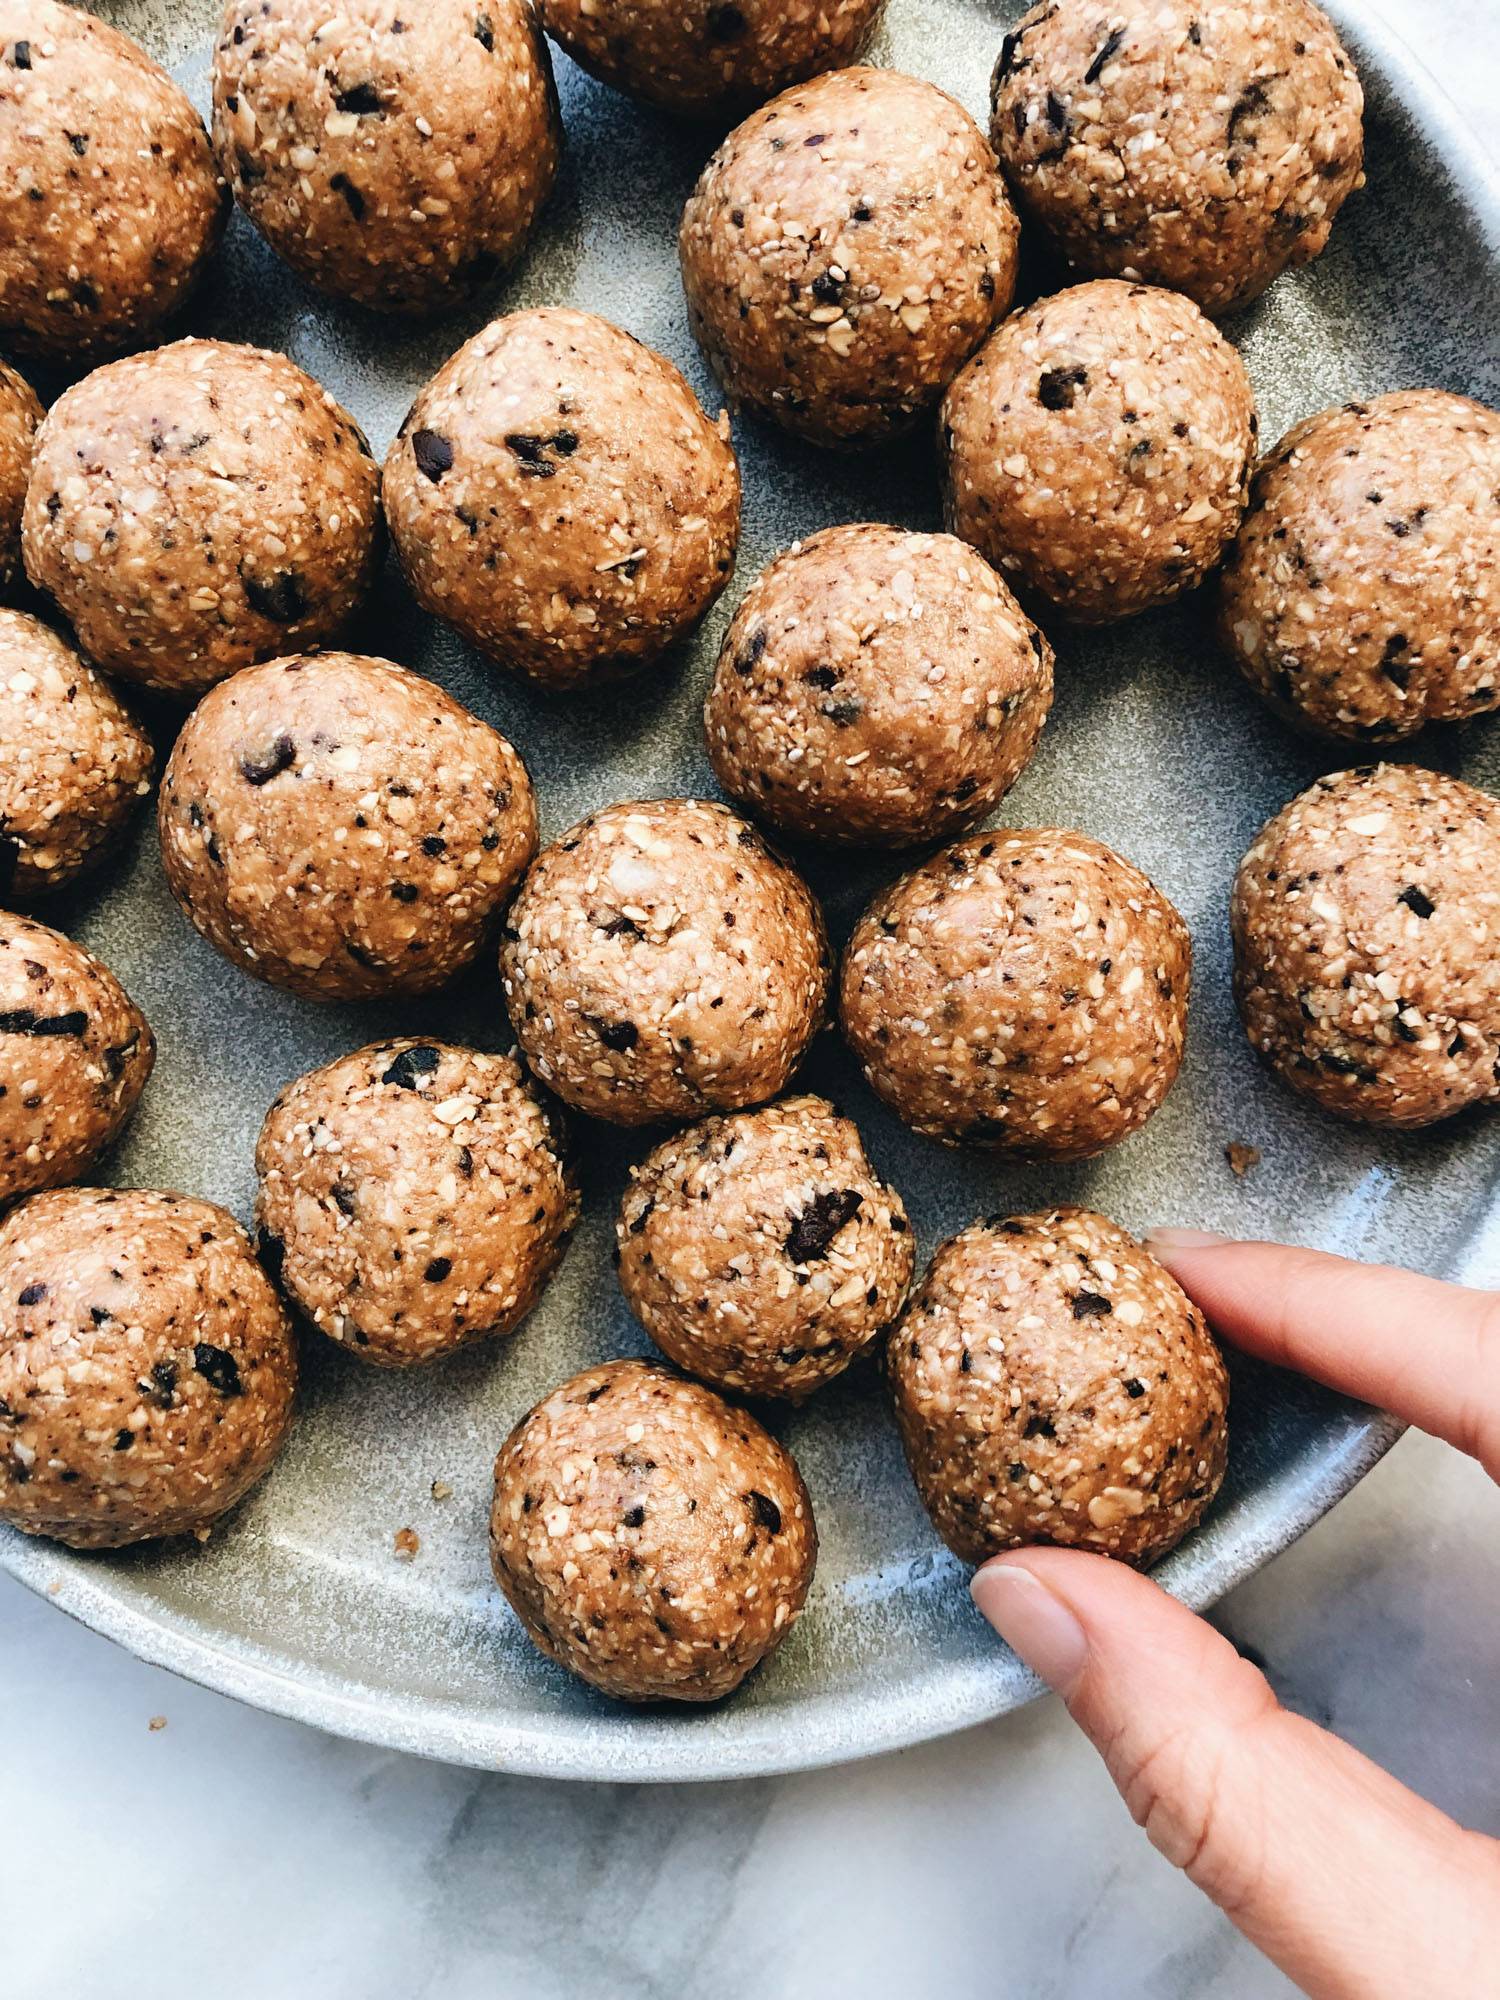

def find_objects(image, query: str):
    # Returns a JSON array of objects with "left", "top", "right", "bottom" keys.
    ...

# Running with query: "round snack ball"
[
  {"left": 1219, "top": 391, "right": 1500, "bottom": 743},
  {"left": 0, "top": 1187, "right": 296, "bottom": 1549},
  {"left": 501, "top": 798, "right": 829, "bottom": 1126},
  {"left": 490, "top": 1357, "right": 816, "bottom": 1701},
  {"left": 889, "top": 1208, "right": 1228, "bottom": 1566},
  {"left": 705, "top": 524, "right": 1052, "bottom": 848},
  {"left": 940, "top": 280, "right": 1256, "bottom": 624},
  {"left": 384, "top": 308, "right": 740, "bottom": 690},
  {"left": 159, "top": 652, "right": 536, "bottom": 1002},
  {"left": 1232, "top": 764, "right": 1500, "bottom": 1128},
  {"left": 990, "top": 0, "right": 1364, "bottom": 316},
  {"left": 840, "top": 827, "right": 1191, "bottom": 1158},
  {"left": 0, "top": 610, "right": 155, "bottom": 899},
  {"left": 0, "top": 361, "right": 43, "bottom": 597},
  {"left": 0, "top": 3, "right": 226, "bottom": 364},
  {"left": 22, "top": 339, "right": 380, "bottom": 700},
  {"left": 255, "top": 1038, "right": 578, "bottom": 1367},
  {"left": 616, "top": 1094, "right": 914, "bottom": 1399},
  {"left": 679, "top": 67, "right": 1020, "bottom": 448},
  {"left": 540, "top": 0, "right": 883, "bottom": 116},
  {"left": 212, "top": 0, "right": 559, "bottom": 315},
  {"left": 0, "top": 911, "right": 154, "bottom": 1204}
]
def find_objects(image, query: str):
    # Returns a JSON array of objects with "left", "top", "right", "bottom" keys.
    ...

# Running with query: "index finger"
[{"left": 1146, "top": 1232, "right": 1500, "bottom": 1480}]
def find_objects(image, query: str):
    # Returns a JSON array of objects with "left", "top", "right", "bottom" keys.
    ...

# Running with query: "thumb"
[{"left": 973, "top": 1549, "right": 1500, "bottom": 2000}]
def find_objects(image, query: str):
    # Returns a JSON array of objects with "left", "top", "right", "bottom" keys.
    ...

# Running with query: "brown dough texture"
[
  {"left": 0, "top": 911, "right": 153, "bottom": 1203},
  {"left": 840, "top": 827, "right": 1190, "bottom": 1158},
  {"left": 256, "top": 1037, "right": 578, "bottom": 1367},
  {"left": 501, "top": 797, "right": 829, "bottom": 1126},
  {"left": 680, "top": 66, "right": 1020, "bottom": 447},
  {"left": 0, "top": 609, "right": 155, "bottom": 899},
  {"left": 940, "top": 279, "right": 1256, "bottom": 624},
  {"left": 540, "top": 0, "right": 884, "bottom": 116},
  {"left": 989, "top": 0, "right": 1364, "bottom": 316},
  {"left": 22, "top": 338, "right": 381, "bottom": 699},
  {"left": 0, "top": 1187, "right": 296, "bottom": 1549},
  {"left": 0, "top": 2, "right": 227, "bottom": 363},
  {"left": 384, "top": 307, "right": 740, "bottom": 690},
  {"left": 889, "top": 1208, "right": 1228, "bottom": 1565},
  {"left": 616, "top": 1093, "right": 914, "bottom": 1399},
  {"left": 1218, "top": 390, "right": 1500, "bottom": 742},
  {"left": 212, "top": 0, "right": 560, "bottom": 314},
  {"left": 0, "top": 361, "right": 42, "bottom": 596},
  {"left": 490, "top": 1356, "right": 816, "bottom": 1701},
  {"left": 159, "top": 651, "right": 537, "bottom": 1002},
  {"left": 1232, "top": 764, "right": 1500, "bottom": 1128},
  {"left": 706, "top": 524, "right": 1052, "bottom": 847}
]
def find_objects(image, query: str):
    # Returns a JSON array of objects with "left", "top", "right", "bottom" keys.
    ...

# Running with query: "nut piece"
[
  {"left": 989, "top": 0, "right": 1364, "bottom": 316},
  {"left": 1218, "top": 390, "right": 1500, "bottom": 742},
  {"left": 680, "top": 66, "right": 1019, "bottom": 447},
  {"left": 490, "top": 1357, "right": 816, "bottom": 1701},
  {"left": 0, "top": 912, "right": 154, "bottom": 1204},
  {"left": 159, "top": 652, "right": 537, "bottom": 1001},
  {"left": 256, "top": 1038, "right": 578, "bottom": 1367},
  {"left": 212, "top": 0, "right": 559, "bottom": 314},
  {"left": 1232, "top": 764, "right": 1500, "bottom": 1127},
  {"left": 22, "top": 339, "right": 380, "bottom": 699},
  {"left": 0, "top": 362, "right": 43, "bottom": 597},
  {"left": 384, "top": 308, "right": 740, "bottom": 689},
  {"left": 500, "top": 798, "right": 829, "bottom": 1126},
  {"left": 616, "top": 1094, "right": 914, "bottom": 1399},
  {"left": 705, "top": 525, "right": 1053, "bottom": 848},
  {"left": 0, "top": 3, "right": 226, "bottom": 362},
  {"left": 0, "top": 610, "right": 155, "bottom": 899},
  {"left": 940, "top": 280, "right": 1256, "bottom": 623},
  {"left": 890, "top": 1209, "right": 1229, "bottom": 1565},
  {"left": 0, "top": 1187, "right": 296, "bottom": 1549},
  {"left": 840, "top": 827, "right": 1190, "bottom": 1159}
]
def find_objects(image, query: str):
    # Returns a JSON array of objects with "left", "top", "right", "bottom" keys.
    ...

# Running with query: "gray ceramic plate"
[{"left": 2, "top": 0, "right": 1497, "bottom": 1782}]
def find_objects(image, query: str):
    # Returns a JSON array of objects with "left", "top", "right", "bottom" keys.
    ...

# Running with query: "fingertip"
[{"left": 970, "top": 1556, "right": 1089, "bottom": 1695}]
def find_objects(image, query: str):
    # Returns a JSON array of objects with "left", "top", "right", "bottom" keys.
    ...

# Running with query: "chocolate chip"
[
  {"left": 474, "top": 12, "right": 494, "bottom": 49},
  {"left": 995, "top": 30, "right": 1019, "bottom": 81},
  {"left": 0, "top": 1010, "right": 87, "bottom": 1037},
  {"left": 811, "top": 269, "right": 841, "bottom": 304},
  {"left": 1227, "top": 78, "right": 1272, "bottom": 145},
  {"left": 11, "top": 40, "right": 31, "bottom": 67},
  {"left": 1124, "top": 1377, "right": 1145, "bottom": 1398},
  {"left": 1084, "top": 26, "right": 1126, "bottom": 82},
  {"left": 257, "top": 1227, "right": 286, "bottom": 1283},
  {"left": 193, "top": 1343, "right": 243, "bottom": 1396},
  {"left": 17, "top": 1282, "right": 45, "bottom": 1306},
  {"left": 390, "top": 881, "right": 419, "bottom": 904},
  {"left": 381, "top": 1045, "right": 440, "bottom": 1089},
  {"left": 822, "top": 698, "right": 862, "bottom": 727},
  {"left": 331, "top": 1183, "right": 357, "bottom": 1218},
  {"left": 412, "top": 429, "right": 454, "bottom": 482},
  {"left": 239, "top": 735, "right": 296, "bottom": 786},
  {"left": 1072, "top": 1290, "right": 1112, "bottom": 1319},
  {"left": 802, "top": 664, "right": 838, "bottom": 690},
  {"left": 707, "top": 2, "right": 746, "bottom": 37},
  {"left": 1038, "top": 364, "right": 1087, "bottom": 410},
  {"left": 66, "top": 131, "right": 89, "bottom": 156},
  {"left": 424, "top": 1256, "right": 452, "bottom": 1282},
  {"left": 622, "top": 1503, "right": 646, "bottom": 1527},
  {"left": 594, "top": 1018, "right": 638, "bottom": 1052},
  {"left": 1398, "top": 884, "right": 1435, "bottom": 919},
  {"left": 733, "top": 626, "right": 767, "bottom": 677},
  {"left": 785, "top": 1188, "right": 862, "bottom": 1262},
  {"left": 1023, "top": 1412, "right": 1057, "bottom": 1439},
  {"left": 747, "top": 1490, "right": 782, "bottom": 1533},
  {"left": 334, "top": 81, "right": 382, "bottom": 114},
  {"left": 328, "top": 172, "right": 365, "bottom": 219},
  {"left": 151, "top": 1360, "right": 178, "bottom": 1408},
  {"left": 243, "top": 571, "right": 307, "bottom": 624},
  {"left": 505, "top": 432, "right": 558, "bottom": 476},
  {"left": 115, "top": 1429, "right": 134, "bottom": 1451}
]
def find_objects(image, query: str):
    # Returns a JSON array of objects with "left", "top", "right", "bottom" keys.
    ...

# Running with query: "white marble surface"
[{"left": 4, "top": 7, "right": 1498, "bottom": 1996}]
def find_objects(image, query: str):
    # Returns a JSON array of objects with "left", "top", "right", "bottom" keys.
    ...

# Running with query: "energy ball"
[
  {"left": 539, "top": 0, "right": 883, "bottom": 117},
  {"left": 1232, "top": 764, "right": 1500, "bottom": 1128},
  {"left": 255, "top": 1038, "right": 578, "bottom": 1367},
  {"left": 0, "top": 361, "right": 42, "bottom": 597},
  {"left": 990, "top": 0, "right": 1364, "bottom": 316},
  {"left": 679, "top": 67, "right": 1019, "bottom": 448},
  {"left": 212, "top": 0, "right": 560, "bottom": 315},
  {"left": 0, "top": 912, "right": 154, "bottom": 1204},
  {"left": 0, "top": 1187, "right": 296, "bottom": 1549},
  {"left": 940, "top": 280, "right": 1256, "bottom": 624},
  {"left": 22, "top": 339, "right": 380, "bottom": 700},
  {"left": 705, "top": 524, "right": 1052, "bottom": 847},
  {"left": 384, "top": 308, "right": 740, "bottom": 690},
  {"left": 1219, "top": 391, "right": 1500, "bottom": 743},
  {"left": 0, "top": 3, "right": 226, "bottom": 364},
  {"left": 501, "top": 797, "right": 829, "bottom": 1126},
  {"left": 889, "top": 1208, "right": 1229, "bottom": 1566},
  {"left": 159, "top": 652, "right": 536, "bottom": 1002},
  {"left": 840, "top": 827, "right": 1191, "bottom": 1158},
  {"left": 490, "top": 1357, "right": 816, "bottom": 1701},
  {"left": 0, "top": 610, "right": 154, "bottom": 899},
  {"left": 616, "top": 1094, "right": 913, "bottom": 1399}
]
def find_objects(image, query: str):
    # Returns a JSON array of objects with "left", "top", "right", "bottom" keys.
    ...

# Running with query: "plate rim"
[{"left": 0, "top": 0, "right": 1491, "bottom": 1783}]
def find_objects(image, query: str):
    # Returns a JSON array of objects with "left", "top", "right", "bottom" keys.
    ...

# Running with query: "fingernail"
[
  {"left": 1144, "top": 1227, "right": 1230, "bottom": 1251},
  {"left": 970, "top": 1562, "right": 1089, "bottom": 1695}
]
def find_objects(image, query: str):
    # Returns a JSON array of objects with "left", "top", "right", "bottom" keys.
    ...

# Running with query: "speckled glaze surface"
[{"left": 1, "top": 0, "right": 1495, "bottom": 1782}]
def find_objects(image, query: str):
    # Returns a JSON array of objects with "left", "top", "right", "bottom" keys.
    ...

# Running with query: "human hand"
[{"left": 969, "top": 1232, "right": 1500, "bottom": 2000}]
